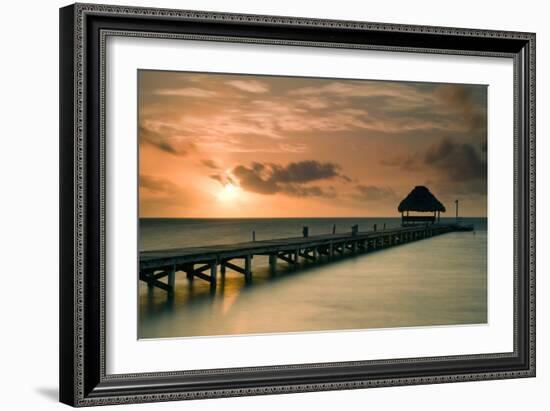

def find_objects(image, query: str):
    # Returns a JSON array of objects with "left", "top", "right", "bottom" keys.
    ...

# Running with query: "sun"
[{"left": 217, "top": 183, "right": 239, "bottom": 202}]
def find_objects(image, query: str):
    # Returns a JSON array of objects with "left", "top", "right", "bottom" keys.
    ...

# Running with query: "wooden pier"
[{"left": 139, "top": 223, "right": 473, "bottom": 295}]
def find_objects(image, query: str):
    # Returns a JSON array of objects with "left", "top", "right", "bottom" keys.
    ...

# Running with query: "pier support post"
[
  {"left": 329, "top": 242, "right": 334, "bottom": 260},
  {"left": 210, "top": 261, "right": 217, "bottom": 288},
  {"left": 244, "top": 255, "right": 252, "bottom": 282},
  {"left": 220, "top": 262, "right": 226, "bottom": 276},
  {"left": 167, "top": 266, "right": 176, "bottom": 296},
  {"left": 186, "top": 264, "right": 194, "bottom": 281},
  {"left": 269, "top": 254, "right": 277, "bottom": 273},
  {"left": 146, "top": 272, "right": 154, "bottom": 289}
]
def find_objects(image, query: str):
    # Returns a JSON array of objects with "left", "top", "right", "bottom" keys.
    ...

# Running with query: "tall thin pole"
[{"left": 455, "top": 199, "right": 459, "bottom": 222}]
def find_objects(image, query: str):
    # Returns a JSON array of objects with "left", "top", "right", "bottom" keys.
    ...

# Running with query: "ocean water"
[{"left": 139, "top": 217, "right": 487, "bottom": 339}]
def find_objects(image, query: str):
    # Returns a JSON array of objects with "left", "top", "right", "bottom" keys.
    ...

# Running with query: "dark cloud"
[
  {"left": 139, "top": 124, "right": 195, "bottom": 156},
  {"left": 270, "top": 160, "right": 344, "bottom": 183},
  {"left": 424, "top": 138, "right": 486, "bottom": 181},
  {"left": 381, "top": 137, "right": 486, "bottom": 183},
  {"left": 139, "top": 174, "right": 180, "bottom": 194},
  {"left": 201, "top": 159, "right": 220, "bottom": 169},
  {"left": 209, "top": 173, "right": 236, "bottom": 186},
  {"left": 232, "top": 160, "right": 344, "bottom": 197},
  {"left": 283, "top": 184, "right": 337, "bottom": 198},
  {"left": 378, "top": 137, "right": 487, "bottom": 204},
  {"left": 354, "top": 185, "right": 398, "bottom": 202},
  {"left": 434, "top": 85, "right": 487, "bottom": 132},
  {"left": 209, "top": 174, "right": 223, "bottom": 184},
  {"left": 233, "top": 163, "right": 278, "bottom": 194}
]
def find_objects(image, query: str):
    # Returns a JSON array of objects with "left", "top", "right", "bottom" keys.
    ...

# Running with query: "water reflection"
[{"left": 139, "top": 230, "right": 487, "bottom": 339}]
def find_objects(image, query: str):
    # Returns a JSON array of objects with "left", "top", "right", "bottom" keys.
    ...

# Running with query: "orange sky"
[{"left": 138, "top": 70, "right": 487, "bottom": 218}]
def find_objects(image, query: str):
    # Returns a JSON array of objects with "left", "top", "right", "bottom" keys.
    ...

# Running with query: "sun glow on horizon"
[{"left": 217, "top": 183, "right": 240, "bottom": 202}]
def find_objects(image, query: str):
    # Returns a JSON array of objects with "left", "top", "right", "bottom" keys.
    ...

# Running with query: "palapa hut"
[{"left": 398, "top": 186, "right": 446, "bottom": 226}]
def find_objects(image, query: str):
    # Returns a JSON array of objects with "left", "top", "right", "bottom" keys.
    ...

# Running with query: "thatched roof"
[{"left": 398, "top": 186, "right": 446, "bottom": 213}]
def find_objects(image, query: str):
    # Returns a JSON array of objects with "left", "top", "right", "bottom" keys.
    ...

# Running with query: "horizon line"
[{"left": 139, "top": 216, "right": 488, "bottom": 220}]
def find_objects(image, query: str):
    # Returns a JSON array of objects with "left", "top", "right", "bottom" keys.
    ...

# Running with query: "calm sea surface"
[{"left": 139, "top": 217, "right": 487, "bottom": 339}]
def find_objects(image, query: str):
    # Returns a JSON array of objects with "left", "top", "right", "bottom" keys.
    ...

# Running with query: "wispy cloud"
[
  {"left": 354, "top": 185, "right": 398, "bottom": 202},
  {"left": 200, "top": 159, "right": 220, "bottom": 170},
  {"left": 153, "top": 87, "right": 218, "bottom": 98},
  {"left": 289, "top": 81, "right": 434, "bottom": 105},
  {"left": 139, "top": 174, "right": 199, "bottom": 216},
  {"left": 140, "top": 174, "right": 181, "bottom": 194},
  {"left": 226, "top": 79, "right": 270, "bottom": 93},
  {"left": 139, "top": 124, "right": 196, "bottom": 156}
]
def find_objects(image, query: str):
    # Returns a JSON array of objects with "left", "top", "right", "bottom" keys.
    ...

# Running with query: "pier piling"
[{"left": 245, "top": 255, "right": 252, "bottom": 282}]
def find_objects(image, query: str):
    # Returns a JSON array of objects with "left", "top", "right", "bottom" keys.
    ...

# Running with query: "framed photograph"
[{"left": 59, "top": 3, "right": 535, "bottom": 407}]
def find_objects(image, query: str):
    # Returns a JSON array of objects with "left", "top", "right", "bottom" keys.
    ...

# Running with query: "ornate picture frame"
[{"left": 59, "top": 3, "right": 535, "bottom": 407}]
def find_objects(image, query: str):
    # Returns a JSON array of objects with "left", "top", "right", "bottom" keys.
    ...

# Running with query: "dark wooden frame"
[{"left": 60, "top": 3, "right": 536, "bottom": 407}]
